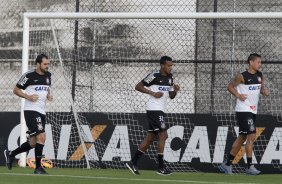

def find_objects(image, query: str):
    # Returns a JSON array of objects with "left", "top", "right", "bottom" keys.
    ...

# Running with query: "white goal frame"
[{"left": 20, "top": 11, "right": 282, "bottom": 167}]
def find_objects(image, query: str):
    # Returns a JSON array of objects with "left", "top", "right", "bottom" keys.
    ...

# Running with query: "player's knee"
[
  {"left": 159, "top": 132, "right": 168, "bottom": 141},
  {"left": 246, "top": 134, "right": 256, "bottom": 143},
  {"left": 29, "top": 141, "right": 36, "bottom": 148},
  {"left": 241, "top": 135, "right": 247, "bottom": 142},
  {"left": 28, "top": 136, "right": 36, "bottom": 147},
  {"left": 38, "top": 138, "right": 46, "bottom": 144},
  {"left": 147, "top": 137, "right": 154, "bottom": 143},
  {"left": 36, "top": 133, "right": 46, "bottom": 144}
]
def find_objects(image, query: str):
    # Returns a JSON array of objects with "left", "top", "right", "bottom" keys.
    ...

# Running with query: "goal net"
[{"left": 22, "top": 12, "right": 282, "bottom": 172}]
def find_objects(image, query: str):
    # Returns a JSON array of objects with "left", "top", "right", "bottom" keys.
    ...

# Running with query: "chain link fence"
[
  {"left": 0, "top": 0, "right": 282, "bottom": 114},
  {"left": 1, "top": 0, "right": 282, "bottom": 171}
]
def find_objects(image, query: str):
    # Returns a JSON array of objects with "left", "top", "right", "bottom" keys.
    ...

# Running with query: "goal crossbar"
[{"left": 24, "top": 12, "right": 282, "bottom": 19}]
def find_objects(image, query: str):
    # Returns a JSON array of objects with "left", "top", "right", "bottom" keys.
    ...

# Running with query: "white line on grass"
[{"left": 0, "top": 172, "right": 260, "bottom": 184}]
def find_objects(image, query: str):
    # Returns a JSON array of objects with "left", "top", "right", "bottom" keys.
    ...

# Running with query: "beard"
[{"left": 40, "top": 67, "right": 48, "bottom": 73}]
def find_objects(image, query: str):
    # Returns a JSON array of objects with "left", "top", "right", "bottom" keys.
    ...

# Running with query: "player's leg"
[
  {"left": 126, "top": 111, "right": 158, "bottom": 175},
  {"left": 156, "top": 130, "right": 171, "bottom": 175},
  {"left": 126, "top": 132, "right": 156, "bottom": 175},
  {"left": 245, "top": 113, "right": 260, "bottom": 175},
  {"left": 228, "top": 134, "right": 247, "bottom": 165},
  {"left": 34, "top": 132, "right": 46, "bottom": 171},
  {"left": 245, "top": 133, "right": 255, "bottom": 167},
  {"left": 245, "top": 133, "right": 260, "bottom": 175},
  {"left": 4, "top": 112, "right": 37, "bottom": 170},
  {"left": 155, "top": 111, "right": 171, "bottom": 175},
  {"left": 139, "top": 132, "right": 157, "bottom": 152},
  {"left": 4, "top": 135, "right": 34, "bottom": 170},
  {"left": 32, "top": 112, "right": 47, "bottom": 174},
  {"left": 157, "top": 130, "right": 168, "bottom": 168},
  {"left": 219, "top": 112, "right": 248, "bottom": 174},
  {"left": 132, "top": 132, "right": 156, "bottom": 165},
  {"left": 219, "top": 135, "right": 246, "bottom": 174}
]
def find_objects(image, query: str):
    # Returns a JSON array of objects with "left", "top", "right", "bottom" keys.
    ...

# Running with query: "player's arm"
[
  {"left": 135, "top": 81, "right": 163, "bottom": 98},
  {"left": 169, "top": 84, "right": 180, "bottom": 99},
  {"left": 13, "top": 86, "right": 38, "bottom": 102},
  {"left": 260, "top": 76, "right": 269, "bottom": 96},
  {"left": 47, "top": 88, "right": 53, "bottom": 101},
  {"left": 227, "top": 73, "right": 247, "bottom": 101}
]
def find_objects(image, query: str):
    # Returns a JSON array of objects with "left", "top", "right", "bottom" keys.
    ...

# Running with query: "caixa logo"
[
  {"left": 249, "top": 85, "right": 260, "bottom": 90},
  {"left": 158, "top": 86, "right": 171, "bottom": 91},
  {"left": 35, "top": 86, "right": 49, "bottom": 91}
]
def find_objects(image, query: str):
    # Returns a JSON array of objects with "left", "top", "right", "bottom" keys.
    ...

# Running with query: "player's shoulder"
[
  {"left": 256, "top": 70, "right": 263, "bottom": 76},
  {"left": 241, "top": 70, "right": 263, "bottom": 77},
  {"left": 45, "top": 71, "right": 52, "bottom": 77},
  {"left": 145, "top": 71, "right": 159, "bottom": 78},
  {"left": 143, "top": 72, "right": 158, "bottom": 84},
  {"left": 240, "top": 70, "right": 248, "bottom": 75},
  {"left": 148, "top": 72, "right": 173, "bottom": 77},
  {"left": 167, "top": 73, "right": 173, "bottom": 78},
  {"left": 149, "top": 71, "right": 160, "bottom": 77},
  {"left": 21, "top": 69, "right": 36, "bottom": 78}
]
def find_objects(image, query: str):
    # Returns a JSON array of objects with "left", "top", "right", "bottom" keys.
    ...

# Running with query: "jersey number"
[
  {"left": 159, "top": 116, "right": 164, "bottom": 122},
  {"left": 36, "top": 117, "right": 42, "bottom": 123}
]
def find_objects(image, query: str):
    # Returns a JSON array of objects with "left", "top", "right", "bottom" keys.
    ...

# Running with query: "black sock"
[
  {"left": 247, "top": 157, "right": 252, "bottom": 168},
  {"left": 226, "top": 154, "right": 235, "bottom": 166},
  {"left": 35, "top": 143, "right": 44, "bottom": 169},
  {"left": 131, "top": 149, "right": 144, "bottom": 165},
  {"left": 10, "top": 142, "right": 32, "bottom": 157},
  {"left": 158, "top": 153, "right": 164, "bottom": 168}
]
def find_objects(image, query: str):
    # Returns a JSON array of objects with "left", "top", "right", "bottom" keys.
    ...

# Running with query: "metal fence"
[{"left": 0, "top": 0, "right": 282, "bottom": 116}]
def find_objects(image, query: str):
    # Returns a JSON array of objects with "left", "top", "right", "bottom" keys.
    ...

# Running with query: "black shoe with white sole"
[
  {"left": 157, "top": 166, "right": 172, "bottom": 176},
  {"left": 34, "top": 167, "right": 48, "bottom": 174},
  {"left": 126, "top": 162, "right": 140, "bottom": 175},
  {"left": 4, "top": 150, "right": 14, "bottom": 170}
]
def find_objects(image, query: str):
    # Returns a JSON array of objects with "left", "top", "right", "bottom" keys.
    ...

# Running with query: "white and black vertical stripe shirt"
[
  {"left": 142, "top": 72, "right": 174, "bottom": 112},
  {"left": 235, "top": 70, "right": 262, "bottom": 114},
  {"left": 16, "top": 69, "right": 51, "bottom": 115}
]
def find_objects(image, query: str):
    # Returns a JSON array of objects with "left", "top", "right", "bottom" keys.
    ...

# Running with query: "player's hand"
[
  {"left": 237, "top": 94, "right": 247, "bottom": 101},
  {"left": 174, "top": 84, "right": 180, "bottom": 92},
  {"left": 261, "top": 87, "right": 269, "bottom": 96},
  {"left": 153, "top": 92, "right": 163, "bottom": 98},
  {"left": 47, "top": 94, "right": 53, "bottom": 101},
  {"left": 28, "top": 94, "right": 39, "bottom": 102}
]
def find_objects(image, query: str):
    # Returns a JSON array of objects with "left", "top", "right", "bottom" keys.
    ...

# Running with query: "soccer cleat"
[
  {"left": 4, "top": 150, "right": 14, "bottom": 170},
  {"left": 34, "top": 167, "right": 48, "bottom": 174},
  {"left": 246, "top": 165, "right": 261, "bottom": 175},
  {"left": 218, "top": 163, "right": 233, "bottom": 175},
  {"left": 156, "top": 165, "right": 172, "bottom": 176},
  {"left": 126, "top": 162, "right": 140, "bottom": 175}
]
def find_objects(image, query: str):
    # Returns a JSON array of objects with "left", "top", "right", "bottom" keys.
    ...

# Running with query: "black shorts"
[
  {"left": 24, "top": 110, "right": 46, "bottom": 137},
  {"left": 146, "top": 110, "right": 167, "bottom": 133},
  {"left": 236, "top": 112, "right": 256, "bottom": 135}
]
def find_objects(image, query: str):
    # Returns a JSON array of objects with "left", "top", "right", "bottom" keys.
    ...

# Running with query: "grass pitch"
[{"left": 0, "top": 166, "right": 281, "bottom": 184}]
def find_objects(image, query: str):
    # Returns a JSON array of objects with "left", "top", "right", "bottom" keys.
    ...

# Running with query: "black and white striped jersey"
[
  {"left": 235, "top": 70, "right": 262, "bottom": 114},
  {"left": 142, "top": 72, "right": 174, "bottom": 112},
  {"left": 16, "top": 69, "right": 51, "bottom": 115}
]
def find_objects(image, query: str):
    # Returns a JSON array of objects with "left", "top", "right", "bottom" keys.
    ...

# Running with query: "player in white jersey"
[
  {"left": 4, "top": 54, "right": 53, "bottom": 174},
  {"left": 219, "top": 53, "right": 269, "bottom": 175},
  {"left": 126, "top": 56, "right": 180, "bottom": 176}
]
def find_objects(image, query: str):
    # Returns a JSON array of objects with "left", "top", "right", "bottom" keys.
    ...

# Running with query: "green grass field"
[{"left": 0, "top": 166, "right": 281, "bottom": 184}]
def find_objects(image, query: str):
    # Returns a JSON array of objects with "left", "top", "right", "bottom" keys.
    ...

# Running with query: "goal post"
[{"left": 20, "top": 12, "right": 282, "bottom": 172}]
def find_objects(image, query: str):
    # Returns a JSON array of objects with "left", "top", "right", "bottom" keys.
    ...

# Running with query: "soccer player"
[
  {"left": 4, "top": 54, "right": 53, "bottom": 174},
  {"left": 219, "top": 53, "right": 269, "bottom": 175},
  {"left": 126, "top": 56, "right": 180, "bottom": 176}
]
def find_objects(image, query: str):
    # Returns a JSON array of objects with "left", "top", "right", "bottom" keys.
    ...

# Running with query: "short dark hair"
[
  {"left": 247, "top": 53, "right": 261, "bottom": 64},
  {"left": 160, "top": 56, "right": 172, "bottom": 65},
  {"left": 36, "top": 54, "right": 48, "bottom": 64}
]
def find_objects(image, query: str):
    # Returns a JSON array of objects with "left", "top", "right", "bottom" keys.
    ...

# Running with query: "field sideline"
[{"left": 0, "top": 167, "right": 281, "bottom": 184}]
